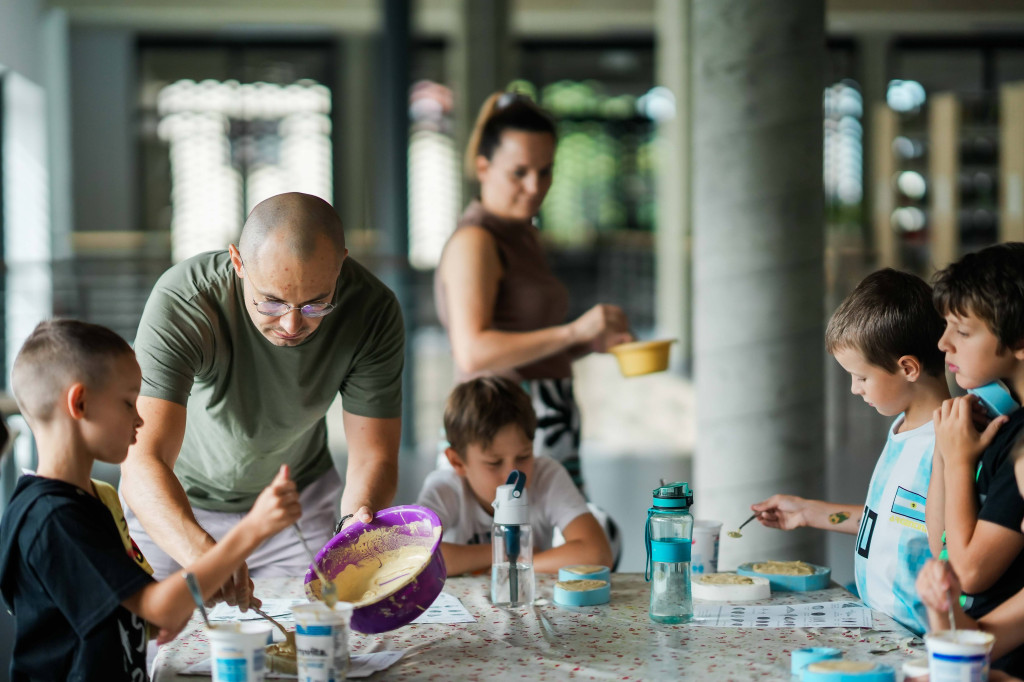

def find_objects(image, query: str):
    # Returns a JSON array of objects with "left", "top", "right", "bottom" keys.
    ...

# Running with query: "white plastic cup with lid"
[
  {"left": 902, "top": 656, "right": 929, "bottom": 682},
  {"left": 293, "top": 601, "right": 354, "bottom": 682},
  {"left": 690, "top": 520, "right": 722, "bottom": 575},
  {"left": 926, "top": 630, "right": 995, "bottom": 682},
  {"left": 208, "top": 621, "right": 272, "bottom": 682}
]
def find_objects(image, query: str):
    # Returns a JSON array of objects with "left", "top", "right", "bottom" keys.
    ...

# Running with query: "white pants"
[{"left": 122, "top": 468, "right": 343, "bottom": 580}]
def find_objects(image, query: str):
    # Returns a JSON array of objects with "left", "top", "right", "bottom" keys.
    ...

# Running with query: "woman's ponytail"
[{"left": 464, "top": 92, "right": 505, "bottom": 179}]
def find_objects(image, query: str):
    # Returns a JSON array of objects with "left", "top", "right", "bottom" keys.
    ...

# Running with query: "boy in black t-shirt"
[
  {"left": 925, "top": 243, "right": 1024, "bottom": 675},
  {"left": 0, "top": 320, "right": 302, "bottom": 681}
]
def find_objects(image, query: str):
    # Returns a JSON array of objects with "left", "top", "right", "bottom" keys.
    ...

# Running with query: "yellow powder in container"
[
  {"left": 555, "top": 579, "right": 608, "bottom": 591},
  {"left": 806, "top": 661, "right": 876, "bottom": 673},
  {"left": 695, "top": 573, "right": 755, "bottom": 585},
  {"left": 564, "top": 565, "right": 606, "bottom": 576},
  {"left": 750, "top": 560, "right": 815, "bottom": 576}
]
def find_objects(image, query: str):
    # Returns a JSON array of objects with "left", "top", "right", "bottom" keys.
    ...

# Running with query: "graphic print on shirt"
[
  {"left": 117, "top": 610, "right": 148, "bottom": 681},
  {"left": 857, "top": 506, "right": 877, "bottom": 559},
  {"left": 890, "top": 486, "right": 927, "bottom": 532},
  {"left": 468, "top": 532, "right": 492, "bottom": 546}
]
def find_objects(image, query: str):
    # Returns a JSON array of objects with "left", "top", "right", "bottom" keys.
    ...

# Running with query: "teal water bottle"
[{"left": 645, "top": 482, "right": 694, "bottom": 623}]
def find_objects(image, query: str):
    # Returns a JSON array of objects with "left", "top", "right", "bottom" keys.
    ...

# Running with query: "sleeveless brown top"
[{"left": 435, "top": 200, "right": 573, "bottom": 382}]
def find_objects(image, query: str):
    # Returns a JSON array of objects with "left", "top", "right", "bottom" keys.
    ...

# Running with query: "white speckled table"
[{"left": 152, "top": 574, "right": 922, "bottom": 681}]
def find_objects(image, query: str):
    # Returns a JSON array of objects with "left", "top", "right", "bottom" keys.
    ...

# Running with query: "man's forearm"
[
  {"left": 339, "top": 456, "right": 398, "bottom": 517},
  {"left": 339, "top": 413, "right": 401, "bottom": 519},
  {"left": 121, "top": 453, "right": 213, "bottom": 565}
]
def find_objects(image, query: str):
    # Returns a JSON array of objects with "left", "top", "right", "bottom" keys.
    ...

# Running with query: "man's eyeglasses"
[{"left": 239, "top": 257, "right": 337, "bottom": 318}]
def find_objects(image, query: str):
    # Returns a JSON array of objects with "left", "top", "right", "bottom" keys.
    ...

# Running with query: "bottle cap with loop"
[
  {"left": 493, "top": 470, "right": 530, "bottom": 604},
  {"left": 645, "top": 481, "right": 693, "bottom": 581}
]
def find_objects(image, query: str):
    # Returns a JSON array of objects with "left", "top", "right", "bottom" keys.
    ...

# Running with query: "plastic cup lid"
[{"left": 292, "top": 601, "right": 354, "bottom": 625}]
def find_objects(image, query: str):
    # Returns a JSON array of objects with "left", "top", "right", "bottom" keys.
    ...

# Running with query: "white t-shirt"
[
  {"left": 853, "top": 415, "right": 934, "bottom": 635},
  {"left": 416, "top": 457, "right": 591, "bottom": 551}
]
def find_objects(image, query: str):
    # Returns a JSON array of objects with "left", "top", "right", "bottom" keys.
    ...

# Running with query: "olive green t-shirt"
[{"left": 133, "top": 251, "right": 404, "bottom": 512}]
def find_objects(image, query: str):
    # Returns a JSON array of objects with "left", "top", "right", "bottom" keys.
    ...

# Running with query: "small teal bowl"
[
  {"left": 554, "top": 580, "right": 610, "bottom": 607},
  {"left": 736, "top": 562, "right": 830, "bottom": 592},
  {"left": 801, "top": 662, "right": 895, "bottom": 681}
]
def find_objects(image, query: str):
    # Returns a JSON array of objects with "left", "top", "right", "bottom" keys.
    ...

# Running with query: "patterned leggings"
[{"left": 527, "top": 378, "right": 583, "bottom": 491}]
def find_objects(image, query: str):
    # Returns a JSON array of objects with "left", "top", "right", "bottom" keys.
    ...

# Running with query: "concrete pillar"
[
  {"left": 692, "top": 0, "right": 826, "bottom": 570},
  {"left": 374, "top": 0, "right": 415, "bottom": 451},
  {"left": 447, "top": 0, "right": 510, "bottom": 199},
  {"left": 336, "top": 36, "right": 374, "bottom": 233},
  {"left": 69, "top": 28, "right": 135, "bottom": 235},
  {"left": 857, "top": 33, "right": 891, "bottom": 262},
  {"left": 42, "top": 8, "right": 72, "bottom": 263},
  {"left": 654, "top": 0, "right": 692, "bottom": 374}
]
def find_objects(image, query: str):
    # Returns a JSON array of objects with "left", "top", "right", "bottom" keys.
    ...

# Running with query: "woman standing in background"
[{"left": 434, "top": 91, "right": 632, "bottom": 491}]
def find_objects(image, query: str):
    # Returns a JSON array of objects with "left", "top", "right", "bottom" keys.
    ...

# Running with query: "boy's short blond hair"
[
  {"left": 825, "top": 268, "right": 945, "bottom": 377},
  {"left": 444, "top": 377, "right": 536, "bottom": 458},
  {"left": 11, "top": 319, "right": 134, "bottom": 423}
]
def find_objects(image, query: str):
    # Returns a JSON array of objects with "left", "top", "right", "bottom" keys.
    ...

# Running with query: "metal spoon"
[
  {"left": 251, "top": 605, "right": 296, "bottom": 648},
  {"left": 294, "top": 524, "right": 338, "bottom": 608},
  {"left": 727, "top": 513, "right": 759, "bottom": 539},
  {"left": 183, "top": 572, "right": 212, "bottom": 629},
  {"left": 251, "top": 605, "right": 290, "bottom": 639},
  {"left": 948, "top": 587, "right": 958, "bottom": 640}
]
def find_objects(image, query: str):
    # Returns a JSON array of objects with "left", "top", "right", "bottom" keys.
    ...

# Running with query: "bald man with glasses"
[{"left": 120, "top": 192, "right": 404, "bottom": 608}]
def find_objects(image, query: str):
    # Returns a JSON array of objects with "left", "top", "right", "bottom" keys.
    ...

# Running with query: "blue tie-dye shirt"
[{"left": 853, "top": 415, "right": 934, "bottom": 635}]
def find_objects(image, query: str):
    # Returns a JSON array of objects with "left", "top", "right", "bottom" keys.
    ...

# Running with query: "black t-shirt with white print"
[
  {"left": 963, "top": 408, "right": 1024, "bottom": 677},
  {"left": 0, "top": 476, "right": 155, "bottom": 681}
]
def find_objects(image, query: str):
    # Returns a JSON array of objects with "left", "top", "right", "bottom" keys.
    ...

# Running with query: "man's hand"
[
  {"left": 935, "top": 396, "right": 1007, "bottom": 469},
  {"left": 349, "top": 506, "right": 373, "bottom": 526},
  {"left": 339, "top": 412, "right": 399, "bottom": 533},
  {"left": 336, "top": 506, "right": 374, "bottom": 533},
  {"left": 208, "top": 564, "right": 255, "bottom": 611},
  {"left": 750, "top": 495, "right": 809, "bottom": 531}
]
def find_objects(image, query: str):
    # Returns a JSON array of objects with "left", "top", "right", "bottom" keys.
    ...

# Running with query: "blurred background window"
[{"left": 138, "top": 43, "right": 335, "bottom": 262}]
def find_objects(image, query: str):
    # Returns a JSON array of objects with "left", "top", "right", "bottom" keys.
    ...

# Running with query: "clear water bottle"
[
  {"left": 645, "top": 482, "right": 694, "bottom": 623},
  {"left": 491, "top": 470, "right": 534, "bottom": 606}
]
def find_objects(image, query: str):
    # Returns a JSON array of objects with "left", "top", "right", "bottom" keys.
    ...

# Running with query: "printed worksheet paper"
[{"left": 692, "top": 601, "right": 873, "bottom": 628}]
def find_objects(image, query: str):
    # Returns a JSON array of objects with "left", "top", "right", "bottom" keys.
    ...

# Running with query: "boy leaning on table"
[
  {"left": 751, "top": 268, "right": 949, "bottom": 635},
  {"left": 0, "top": 320, "right": 302, "bottom": 682},
  {"left": 416, "top": 376, "right": 612, "bottom": 576},
  {"left": 914, "top": 243, "right": 1024, "bottom": 679}
]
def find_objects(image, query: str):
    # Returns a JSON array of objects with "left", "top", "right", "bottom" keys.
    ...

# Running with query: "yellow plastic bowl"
[{"left": 608, "top": 339, "right": 676, "bottom": 377}]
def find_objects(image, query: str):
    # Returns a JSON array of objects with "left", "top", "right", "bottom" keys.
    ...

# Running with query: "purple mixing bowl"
[{"left": 303, "top": 505, "right": 447, "bottom": 634}]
